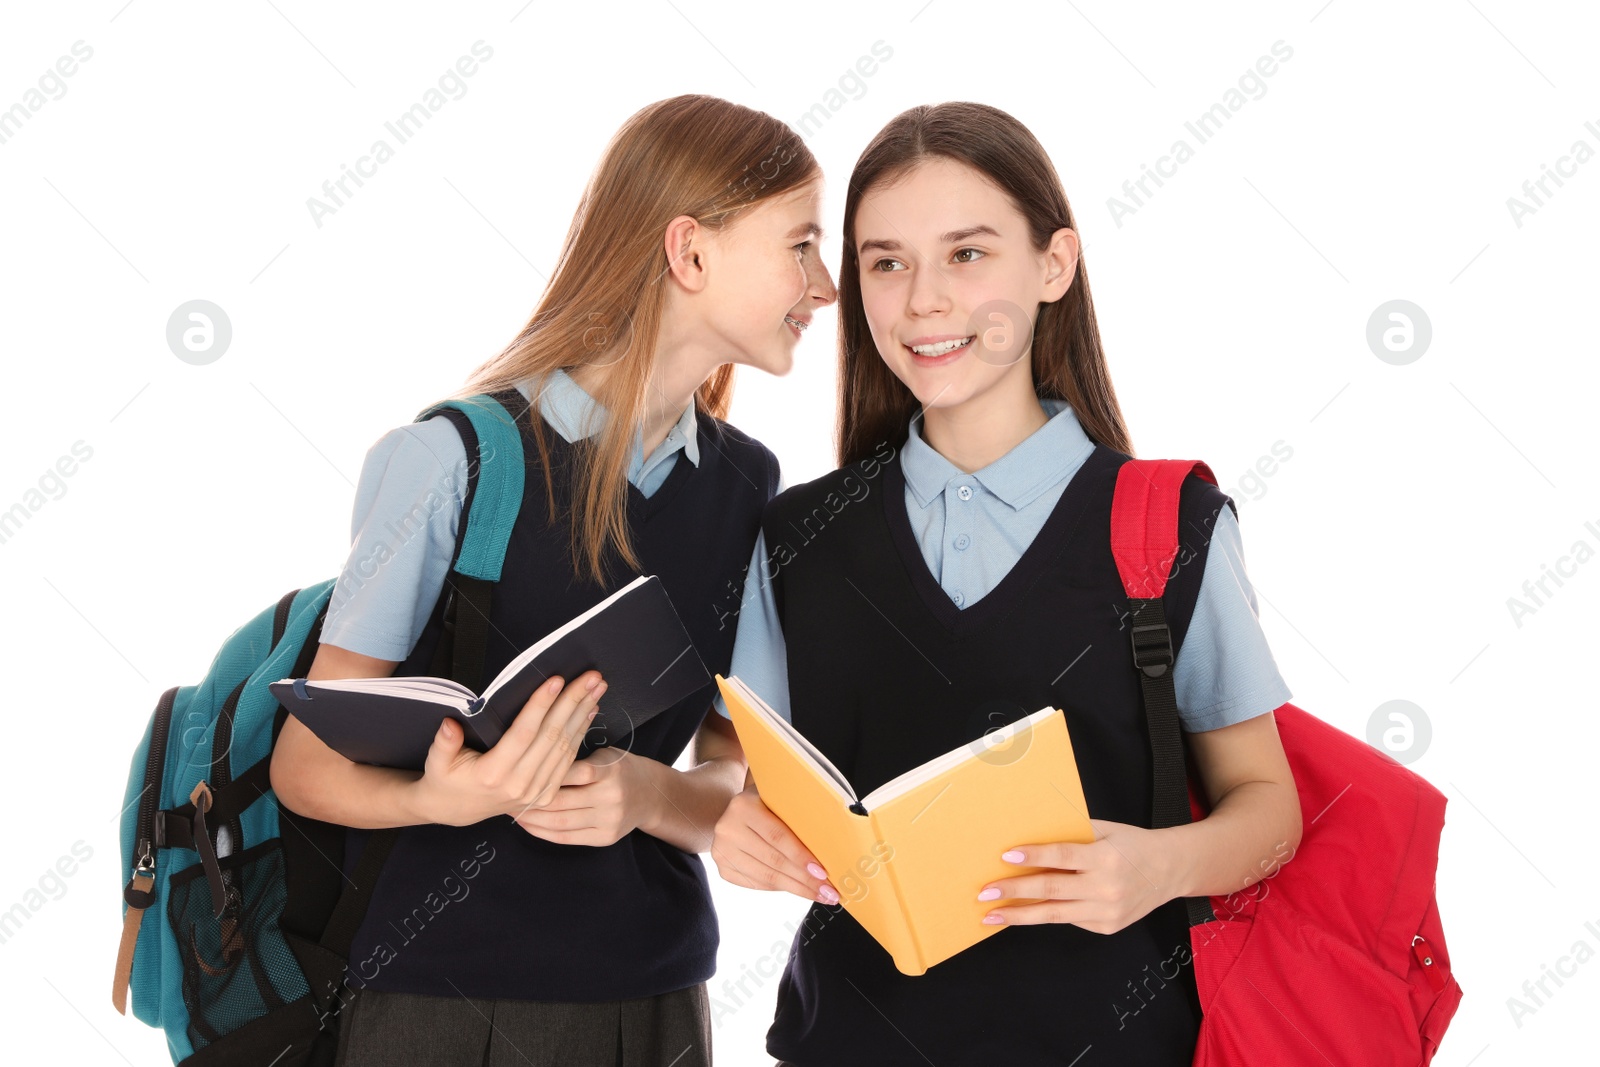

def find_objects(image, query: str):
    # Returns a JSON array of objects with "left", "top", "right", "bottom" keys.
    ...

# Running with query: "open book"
[
  {"left": 716, "top": 674, "right": 1095, "bottom": 976},
  {"left": 270, "top": 575, "right": 709, "bottom": 769}
]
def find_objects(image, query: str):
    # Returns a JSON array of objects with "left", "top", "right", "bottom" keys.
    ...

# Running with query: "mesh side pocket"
[{"left": 167, "top": 838, "right": 312, "bottom": 1050}]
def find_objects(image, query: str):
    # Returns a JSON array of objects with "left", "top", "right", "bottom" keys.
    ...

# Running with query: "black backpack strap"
[
  {"left": 317, "top": 823, "right": 401, "bottom": 960},
  {"left": 1127, "top": 597, "right": 1193, "bottom": 832},
  {"left": 448, "top": 576, "right": 496, "bottom": 689},
  {"left": 1126, "top": 596, "right": 1215, "bottom": 928}
]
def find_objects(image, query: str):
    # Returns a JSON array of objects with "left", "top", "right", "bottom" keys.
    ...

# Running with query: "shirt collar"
[
  {"left": 901, "top": 397, "right": 1093, "bottom": 510},
  {"left": 528, "top": 367, "right": 701, "bottom": 467}
]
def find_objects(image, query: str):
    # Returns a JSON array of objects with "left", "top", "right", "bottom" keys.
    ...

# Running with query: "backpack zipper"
[{"left": 128, "top": 687, "right": 179, "bottom": 890}]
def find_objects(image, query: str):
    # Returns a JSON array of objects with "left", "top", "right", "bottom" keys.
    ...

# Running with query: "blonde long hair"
[{"left": 453, "top": 95, "right": 818, "bottom": 583}]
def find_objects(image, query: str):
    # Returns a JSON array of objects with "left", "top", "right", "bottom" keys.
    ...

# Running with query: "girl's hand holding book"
[
  {"left": 711, "top": 780, "right": 840, "bottom": 905},
  {"left": 975, "top": 818, "right": 1174, "bottom": 934},
  {"left": 510, "top": 750, "right": 654, "bottom": 847},
  {"left": 412, "top": 670, "right": 608, "bottom": 827}
]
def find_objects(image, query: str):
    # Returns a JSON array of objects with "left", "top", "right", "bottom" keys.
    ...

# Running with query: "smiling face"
[
  {"left": 699, "top": 178, "right": 838, "bottom": 376},
  {"left": 854, "top": 157, "right": 1077, "bottom": 411}
]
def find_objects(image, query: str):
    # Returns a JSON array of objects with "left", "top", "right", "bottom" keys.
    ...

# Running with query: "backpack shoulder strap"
[
  {"left": 415, "top": 389, "right": 528, "bottom": 583},
  {"left": 1110, "top": 458, "right": 1220, "bottom": 599},
  {"left": 1110, "top": 457, "right": 1221, "bottom": 929},
  {"left": 415, "top": 388, "right": 531, "bottom": 690}
]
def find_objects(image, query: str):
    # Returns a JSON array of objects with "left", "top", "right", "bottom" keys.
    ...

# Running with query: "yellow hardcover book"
[{"left": 716, "top": 674, "right": 1095, "bottom": 975}]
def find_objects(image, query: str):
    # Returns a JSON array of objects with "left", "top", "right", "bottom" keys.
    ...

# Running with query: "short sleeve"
[
  {"left": 321, "top": 415, "right": 469, "bottom": 662},
  {"left": 712, "top": 528, "right": 792, "bottom": 722},
  {"left": 1173, "top": 505, "right": 1293, "bottom": 732}
]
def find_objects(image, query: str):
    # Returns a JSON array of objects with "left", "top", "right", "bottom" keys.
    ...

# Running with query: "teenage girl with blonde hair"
[{"left": 272, "top": 94, "right": 837, "bottom": 1066}]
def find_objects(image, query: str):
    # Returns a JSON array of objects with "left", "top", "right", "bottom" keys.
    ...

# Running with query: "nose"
[
  {"left": 807, "top": 254, "right": 838, "bottom": 308},
  {"left": 906, "top": 257, "right": 951, "bottom": 317}
]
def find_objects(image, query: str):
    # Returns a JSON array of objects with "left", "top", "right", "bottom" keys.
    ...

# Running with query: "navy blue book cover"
[{"left": 269, "top": 574, "right": 709, "bottom": 770}]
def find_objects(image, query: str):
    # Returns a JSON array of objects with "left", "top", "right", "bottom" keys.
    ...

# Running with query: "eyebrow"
[
  {"left": 786, "top": 222, "right": 824, "bottom": 240},
  {"left": 858, "top": 224, "right": 1000, "bottom": 254}
]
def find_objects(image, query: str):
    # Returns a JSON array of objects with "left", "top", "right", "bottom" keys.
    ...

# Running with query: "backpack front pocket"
[{"left": 166, "top": 838, "right": 310, "bottom": 1051}]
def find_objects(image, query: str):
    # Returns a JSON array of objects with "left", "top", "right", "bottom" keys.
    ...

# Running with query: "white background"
[{"left": 2, "top": 1, "right": 1596, "bottom": 1064}]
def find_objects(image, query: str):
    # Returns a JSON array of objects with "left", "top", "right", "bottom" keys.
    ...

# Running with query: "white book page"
[
  {"left": 731, "top": 677, "right": 858, "bottom": 805},
  {"left": 479, "top": 573, "right": 653, "bottom": 700},
  {"left": 857, "top": 707, "right": 1057, "bottom": 812},
  {"left": 293, "top": 676, "right": 478, "bottom": 708}
]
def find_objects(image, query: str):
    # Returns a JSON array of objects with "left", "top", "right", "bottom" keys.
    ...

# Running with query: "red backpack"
[{"left": 1110, "top": 458, "right": 1464, "bottom": 1066}]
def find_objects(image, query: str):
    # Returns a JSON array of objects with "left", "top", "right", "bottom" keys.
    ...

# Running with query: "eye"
[
  {"left": 793, "top": 240, "right": 813, "bottom": 253},
  {"left": 952, "top": 247, "right": 985, "bottom": 264},
  {"left": 871, "top": 257, "right": 906, "bottom": 272}
]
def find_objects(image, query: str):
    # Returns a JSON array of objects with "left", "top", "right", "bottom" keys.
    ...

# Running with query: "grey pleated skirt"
[{"left": 333, "top": 982, "right": 712, "bottom": 1067}]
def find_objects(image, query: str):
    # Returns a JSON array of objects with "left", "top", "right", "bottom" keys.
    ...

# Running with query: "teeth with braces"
[
  {"left": 910, "top": 336, "right": 974, "bottom": 356},
  {"left": 784, "top": 316, "right": 809, "bottom": 331}
]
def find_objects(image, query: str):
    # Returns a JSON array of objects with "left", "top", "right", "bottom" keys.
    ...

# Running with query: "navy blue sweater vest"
[
  {"left": 341, "top": 395, "right": 778, "bottom": 1002},
  {"left": 758, "top": 440, "right": 1233, "bottom": 1066}
]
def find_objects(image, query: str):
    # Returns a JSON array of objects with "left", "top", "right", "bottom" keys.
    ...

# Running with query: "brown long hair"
[
  {"left": 836, "top": 102, "right": 1132, "bottom": 466},
  {"left": 452, "top": 95, "right": 818, "bottom": 583}
]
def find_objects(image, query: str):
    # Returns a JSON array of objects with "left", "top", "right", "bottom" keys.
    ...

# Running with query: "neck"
[
  {"left": 919, "top": 372, "right": 1049, "bottom": 473},
  {"left": 565, "top": 332, "right": 713, "bottom": 457}
]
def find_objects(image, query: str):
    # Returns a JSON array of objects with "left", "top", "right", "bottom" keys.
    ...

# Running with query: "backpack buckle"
[{"left": 1130, "top": 621, "right": 1173, "bottom": 678}]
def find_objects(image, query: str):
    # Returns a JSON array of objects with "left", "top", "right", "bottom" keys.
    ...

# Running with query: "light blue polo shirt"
[
  {"left": 714, "top": 399, "right": 1292, "bottom": 733},
  {"left": 321, "top": 368, "right": 699, "bottom": 662}
]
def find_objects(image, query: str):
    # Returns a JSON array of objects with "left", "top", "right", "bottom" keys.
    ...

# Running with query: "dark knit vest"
[
  {"left": 341, "top": 394, "right": 778, "bottom": 1002},
  {"left": 759, "top": 439, "right": 1233, "bottom": 1066}
]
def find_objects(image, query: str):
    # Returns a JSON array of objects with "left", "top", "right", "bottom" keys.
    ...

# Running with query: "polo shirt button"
[
  {"left": 956, "top": 485, "right": 974, "bottom": 501},
  {"left": 954, "top": 534, "right": 970, "bottom": 550},
  {"left": 952, "top": 590, "right": 965, "bottom": 606}
]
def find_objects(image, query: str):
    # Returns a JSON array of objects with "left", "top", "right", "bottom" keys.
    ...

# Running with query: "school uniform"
[
  {"left": 714, "top": 398, "right": 1292, "bottom": 1066},
  {"left": 320, "top": 369, "right": 780, "bottom": 1066}
]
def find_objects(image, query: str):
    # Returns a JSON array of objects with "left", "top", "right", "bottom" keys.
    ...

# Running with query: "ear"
[
  {"left": 1040, "top": 226, "right": 1080, "bottom": 305},
  {"left": 663, "top": 214, "right": 709, "bottom": 293}
]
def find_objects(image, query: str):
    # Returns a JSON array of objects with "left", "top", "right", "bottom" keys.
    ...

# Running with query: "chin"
[
  {"left": 893, "top": 364, "right": 973, "bottom": 410},
  {"left": 739, "top": 347, "right": 793, "bottom": 377},
  {"left": 912, "top": 386, "right": 969, "bottom": 411}
]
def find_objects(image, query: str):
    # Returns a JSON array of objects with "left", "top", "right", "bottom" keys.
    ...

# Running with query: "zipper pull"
[
  {"left": 133, "top": 838, "right": 154, "bottom": 877},
  {"left": 1412, "top": 934, "right": 1446, "bottom": 992},
  {"left": 115, "top": 841, "right": 159, "bottom": 1014}
]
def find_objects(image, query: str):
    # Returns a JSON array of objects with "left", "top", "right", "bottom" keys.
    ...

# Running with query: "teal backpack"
[{"left": 114, "top": 391, "right": 527, "bottom": 1065}]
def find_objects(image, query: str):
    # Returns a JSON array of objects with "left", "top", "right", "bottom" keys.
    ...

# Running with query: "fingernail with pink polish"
[
  {"left": 806, "top": 862, "right": 828, "bottom": 881},
  {"left": 818, "top": 885, "right": 840, "bottom": 905},
  {"left": 977, "top": 887, "right": 1001, "bottom": 901},
  {"left": 1001, "top": 850, "right": 1026, "bottom": 864}
]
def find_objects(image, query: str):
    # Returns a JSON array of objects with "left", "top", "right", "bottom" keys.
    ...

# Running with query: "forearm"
[
  {"left": 636, "top": 753, "right": 747, "bottom": 854},
  {"left": 270, "top": 733, "right": 431, "bottom": 831},
  {"left": 275, "top": 642, "right": 433, "bottom": 830},
  {"left": 1159, "top": 779, "right": 1302, "bottom": 902}
]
